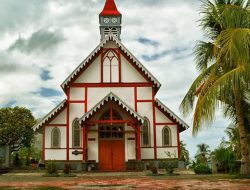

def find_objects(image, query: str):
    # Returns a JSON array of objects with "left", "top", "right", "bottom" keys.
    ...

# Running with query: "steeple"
[{"left": 99, "top": 0, "right": 122, "bottom": 41}]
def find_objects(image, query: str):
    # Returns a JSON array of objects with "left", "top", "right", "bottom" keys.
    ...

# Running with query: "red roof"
[{"left": 100, "top": 0, "right": 121, "bottom": 16}]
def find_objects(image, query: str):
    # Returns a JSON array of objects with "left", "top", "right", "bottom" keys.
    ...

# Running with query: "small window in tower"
[{"left": 103, "top": 50, "right": 119, "bottom": 83}]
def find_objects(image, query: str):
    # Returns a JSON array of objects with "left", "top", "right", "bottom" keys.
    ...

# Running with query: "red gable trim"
[{"left": 100, "top": 0, "right": 121, "bottom": 16}]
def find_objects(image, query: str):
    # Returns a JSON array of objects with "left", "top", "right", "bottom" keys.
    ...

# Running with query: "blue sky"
[{"left": 0, "top": 0, "right": 231, "bottom": 159}]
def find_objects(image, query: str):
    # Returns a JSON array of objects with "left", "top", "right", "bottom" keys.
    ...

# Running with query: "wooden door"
[
  {"left": 99, "top": 140, "right": 125, "bottom": 171},
  {"left": 99, "top": 125, "right": 125, "bottom": 171}
]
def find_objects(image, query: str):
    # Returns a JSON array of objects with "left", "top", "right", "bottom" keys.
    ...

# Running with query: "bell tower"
[{"left": 99, "top": 0, "right": 122, "bottom": 41}]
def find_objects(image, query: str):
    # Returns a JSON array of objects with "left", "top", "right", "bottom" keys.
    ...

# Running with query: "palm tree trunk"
[{"left": 234, "top": 93, "right": 250, "bottom": 175}]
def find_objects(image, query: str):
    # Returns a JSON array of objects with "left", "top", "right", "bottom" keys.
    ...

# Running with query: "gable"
[
  {"left": 61, "top": 34, "right": 161, "bottom": 89},
  {"left": 120, "top": 54, "right": 147, "bottom": 83},
  {"left": 74, "top": 55, "right": 101, "bottom": 83}
]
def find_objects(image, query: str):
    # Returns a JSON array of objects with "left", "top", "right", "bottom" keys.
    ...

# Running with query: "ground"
[{"left": 0, "top": 172, "right": 250, "bottom": 190}]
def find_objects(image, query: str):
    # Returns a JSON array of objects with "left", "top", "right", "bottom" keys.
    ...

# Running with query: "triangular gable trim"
[
  {"left": 33, "top": 99, "right": 67, "bottom": 131},
  {"left": 79, "top": 92, "right": 144, "bottom": 124},
  {"left": 61, "top": 34, "right": 161, "bottom": 89},
  {"left": 155, "top": 99, "right": 189, "bottom": 131}
]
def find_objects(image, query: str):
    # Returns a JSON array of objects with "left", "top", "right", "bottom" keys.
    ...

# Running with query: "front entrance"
[{"left": 99, "top": 125, "right": 125, "bottom": 171}]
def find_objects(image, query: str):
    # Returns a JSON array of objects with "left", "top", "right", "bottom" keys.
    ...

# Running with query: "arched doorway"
[{"left": 98, "top": 109, "right": 125, "bottom": 171}]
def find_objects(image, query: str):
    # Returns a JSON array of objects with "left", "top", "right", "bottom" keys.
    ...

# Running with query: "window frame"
[
  {"left": 72, "top": 118, "right": 81, "bottom": 148},
  {"left": 141, "top": 117, "right": 150, "bottom": 147},
  {"left": 51, "top": 127, "right": 61, "bottom": 148},
  {"left": 162, "top": 126, "right": 172, "bottom": 146},
  {"left": 101, "top": 49, "right": 121, "bottom": 83}
]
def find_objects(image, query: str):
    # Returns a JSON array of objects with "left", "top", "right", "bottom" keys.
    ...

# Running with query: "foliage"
[
  {"left": 195, "top": 143, "right": 210, "bottom": 165},
  {"left": 0, "top": 107, "right": 36, "bottom": 153},
  {"left": 63, "top": 163, "right": 71, "bottom": 175},
  {"left": 224, "top": 124, "right": 241, "bottom": 160},
  {"left": 46, "top": 160, "right": 58, "bottom": 175},
  {"left": 180, "top": 141, "right": 190, "bottom": 165},
  {"left": 179, "top": 0, "right": 250, "bottom": 175},
  {"left": 149, "top": 163, "right": 158, "bottom": 174},
  {"left": 160, "top": 160, "right": 178, "bottom": 174},
  {"left": 194, "top": 164, "right": 212, "bottom": 174},
  {"left": 13, "top": 153, "right": 21, "bottom": 167}
]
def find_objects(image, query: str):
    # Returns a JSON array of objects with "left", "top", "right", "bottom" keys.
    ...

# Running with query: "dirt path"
[{"left": 0, "top": 173, "right": 250, "bottom": 190}]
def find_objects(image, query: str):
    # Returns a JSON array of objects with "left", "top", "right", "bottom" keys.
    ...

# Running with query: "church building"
[{"left": 34, "top": 0, "right": 189, "bottom": 171}]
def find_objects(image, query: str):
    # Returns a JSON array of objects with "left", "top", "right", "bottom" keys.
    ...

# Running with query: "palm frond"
[{"left": 195, "top": 41, "right": 216, "bottom": 71}]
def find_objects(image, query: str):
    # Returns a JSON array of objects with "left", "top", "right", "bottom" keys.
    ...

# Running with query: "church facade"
[{"left": 34, "top": 0, "right": 189, "bottom": 171}]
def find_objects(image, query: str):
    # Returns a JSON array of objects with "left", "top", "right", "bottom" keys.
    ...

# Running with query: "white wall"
[
  {"left": 45, "top": 126, "right": 66, "bottom": 148},
  {"left": 75, "top": 56, "right": 101, "bottom": 83},
  {"left": 88, "top": 87, "right": 134, "bottom": 110},
  {"left": 156, "top": 125, "right": 178, "bottom": 147},
  {"left": 141, "top": 148, "right": 154, "bottom": 159},
  {"left": 50, "top": 109, "right": 67, "bottom": 125},
  {"left": 121, "top": 56, "right": 147, "bottom": 83},
  {"left": 69, "top": 103, "right": 85, "bottom": 148},
  {"left": 137, "top": 102, "right": 154, "bottom": 148},
  {"left": 45, "top": 149, "right": 67, "bottom": 160},
  {"left": 70, "top": 87, "right": 85, "bottom": 101},
  {"left": 155, "top": 107, "right": 172, "bottom": 123},
  {"left": 87, "top": 130, "right": 99, "bottom": 162},
  {"left": 157, "top": 147, "right": 178, "bottom": 159},
  {"left": 137, "top": 87, "right": 152, "bottom": 100}
]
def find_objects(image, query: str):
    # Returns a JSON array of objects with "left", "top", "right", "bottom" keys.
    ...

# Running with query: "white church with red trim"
[{"left": 34, "top": 0, "right": 189, "bottom": 171}]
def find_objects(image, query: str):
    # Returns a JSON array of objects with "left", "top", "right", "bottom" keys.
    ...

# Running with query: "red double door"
[{"left": 99, "top": 140, "right": 125, "bottom": 171}]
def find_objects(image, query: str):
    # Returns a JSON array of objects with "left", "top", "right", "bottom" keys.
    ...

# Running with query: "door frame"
[{"left": 98, "top": 124, "right": 126, "bottom": 171}]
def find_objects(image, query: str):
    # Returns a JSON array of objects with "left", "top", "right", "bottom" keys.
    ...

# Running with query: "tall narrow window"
[
  {"left": 51, "top": 128, "right": 60, "bottom": 148},
  {"left": 103, "top": 50, "right": 119, "bottom": 83},
  {"left": 141, "top": 117, "right": 150, "bottom": 147},
  {"left": 162, "top": 127, "right": 171, "bottom": 146},
  {"left": 73, "top": 118, "right": 81, "bottom": 148}
]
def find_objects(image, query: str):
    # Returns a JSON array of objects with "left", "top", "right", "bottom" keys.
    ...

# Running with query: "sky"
[{"left": 0, "top": 0, "right": 231, "bottom": 159}]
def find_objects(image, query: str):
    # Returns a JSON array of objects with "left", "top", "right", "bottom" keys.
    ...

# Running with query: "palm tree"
[
  {"left": 225, "top": 124, "right": 241, "bottom": 160},
  {"left": 180, "top": 141, "right": 190, "bottom": 166},
  {"left": 180, "top": 0, "right": 250, "bottom": 174},
  {"left": 195, "top": 143, "right": 211, "bottom": 164}
]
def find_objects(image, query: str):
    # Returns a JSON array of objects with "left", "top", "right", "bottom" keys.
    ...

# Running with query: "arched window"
[
  {"left": 162, "top": 127, "right": 171, "bottom": 146},
  {"left": 72, "top": 118, "right": 81, "bottom": 148},
  {"left": 51, "top": 128, "right": 60, "bottom": 148},
  {"left": 103, "top": 50, "right": 119, "bottom": 83},
  {"left": 141, "top": 117, "right": 150, "bottom": 147}
]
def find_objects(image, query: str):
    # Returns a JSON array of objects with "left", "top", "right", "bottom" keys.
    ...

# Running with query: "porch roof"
[{"left": 79, "top": 92, "right": 144, "bottom": 124}]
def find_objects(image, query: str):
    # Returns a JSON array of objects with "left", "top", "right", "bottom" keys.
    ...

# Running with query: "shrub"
[
  {"left": 194, "top": 164, "right": 211, "bottom": 174},
  {"left": 46, "top": 160, "right": 58, "bottom": 174},
  {"left": 63, "top": 163, "right": 71, "bottom": 174},
  {"left": 149, "top": 163, "right": 158, "bottom": 174},
  {"left": 160, "top": 160, "right": 178, "bottom": 174}
]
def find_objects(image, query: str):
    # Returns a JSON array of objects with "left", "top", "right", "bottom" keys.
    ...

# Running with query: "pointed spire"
[{"left": 100, "top": 0, "right": 121, "bottom": 16}]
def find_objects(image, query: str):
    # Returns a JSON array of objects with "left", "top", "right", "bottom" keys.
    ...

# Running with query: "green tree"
[
  {"left": 212, "top": 138, "right": 237, "bottom": 173},
  {"left": 0, "top": 107, "right": 36, "bottom": 153},
  {"left": 195, "top": 143, "right": 211, "bottom": 165},
  {"left": 225, "top": 124, "right": 241, "bottom": 160},
  {"left": 180, "top": 0, "right": 250, "bottom": 174},
  {"left": 180, "top": 141, "right": 190, "bottom": 166}
]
